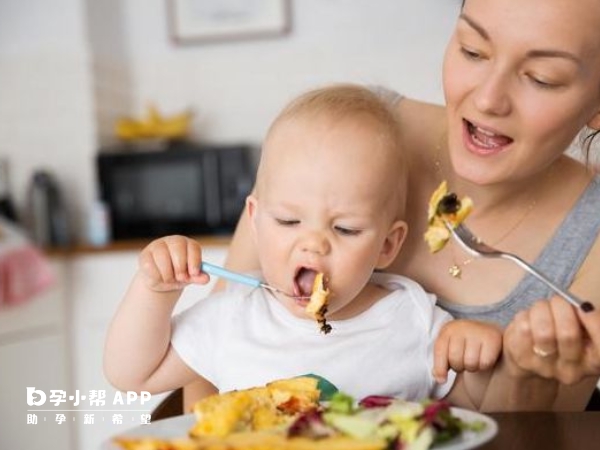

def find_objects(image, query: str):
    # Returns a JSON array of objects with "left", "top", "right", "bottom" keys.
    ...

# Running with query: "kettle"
[
  {"left": 0, "top": 157, "right": 17, "bottom": 222},
  {"left": 27, "top": 170, "right": 70, "bottom": 247}
]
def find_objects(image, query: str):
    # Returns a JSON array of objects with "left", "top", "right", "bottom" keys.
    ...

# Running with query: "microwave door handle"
[{"left": 200, "top": 262, "right": 262, "bottom": 289}]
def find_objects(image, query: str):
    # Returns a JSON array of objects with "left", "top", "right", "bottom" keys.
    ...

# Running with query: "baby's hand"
[
  {"left": 138, "top": 235, "right": 210, "bottom": 292},
  {"left": 432, "top": 319, "right": 503, "bottom": 383}
]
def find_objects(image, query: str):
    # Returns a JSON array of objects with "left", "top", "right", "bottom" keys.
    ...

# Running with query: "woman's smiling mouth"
[{"left": 463, "top": 119, "right": 513, "bottom": 155}]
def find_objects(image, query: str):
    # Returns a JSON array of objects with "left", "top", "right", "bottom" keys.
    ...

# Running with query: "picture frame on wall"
[{"left": 167, "top": 0, "right": 291, "bottom": 44}]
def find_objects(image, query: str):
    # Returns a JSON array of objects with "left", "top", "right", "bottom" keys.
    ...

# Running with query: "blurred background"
[{"left": 0, "top": 1, "right": 460, "bottom": 449}]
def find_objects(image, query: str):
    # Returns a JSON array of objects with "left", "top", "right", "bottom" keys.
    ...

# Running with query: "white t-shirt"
[{"left": 171, "top": 272, "right": 456, "bottom": 401}]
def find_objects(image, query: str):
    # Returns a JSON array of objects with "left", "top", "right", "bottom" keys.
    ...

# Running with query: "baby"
[{"left": 104, "top": 84, "right": 502, "bottom": 408}]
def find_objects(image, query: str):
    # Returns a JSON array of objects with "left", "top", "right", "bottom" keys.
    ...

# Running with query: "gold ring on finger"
[{"left": 533, "top": 346, "right": 556, "bottom": 358}]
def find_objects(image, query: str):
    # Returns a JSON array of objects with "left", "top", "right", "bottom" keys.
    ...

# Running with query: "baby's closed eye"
[
  {"left": 333, "top": 225, "right": 362, "bottom": 236},
  {"left": 275, "top": 218, "right": 300, "bottom": 227}
]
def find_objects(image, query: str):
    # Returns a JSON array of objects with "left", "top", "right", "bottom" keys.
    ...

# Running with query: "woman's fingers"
[
  {"left": 505, "top": 297, "right": 600, "bottom": 384},
  {"left": 504, "top": 309, "right": 550, "bottom": 376},
  {"left": 578, "top": 306, "right": 600, "bottom": 375},
  {"left": 552, "top": 297, "right": 583, "bottom": 364},
  {"left": 578, "top": 306, "right": 600, "bottom": 353},
  {"left": 529, "top": 300, "right": 558, "bottom": 358}
]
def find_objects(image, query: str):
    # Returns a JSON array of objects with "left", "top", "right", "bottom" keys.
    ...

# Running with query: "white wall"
[
  {"left": 0, "top": 0, "right": 460, "bottom": 240},
  {"left": 0, "top": 0, "right": 96, "bottom": 240},
  {"left": 123, "top": 0, "right": 459, "bottom": 142},
  {"left": 86, "top": 0, "right": 137, "bottom": 147}
]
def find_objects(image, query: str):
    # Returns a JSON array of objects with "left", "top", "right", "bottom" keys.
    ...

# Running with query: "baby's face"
[{"left": 248, "top": 116, "right": 405, "bottom": 320}]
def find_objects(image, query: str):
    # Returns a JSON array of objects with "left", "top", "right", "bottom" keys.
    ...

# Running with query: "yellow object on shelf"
[{"left": 115, "top": 104, "right": 193, "bottom": 141}]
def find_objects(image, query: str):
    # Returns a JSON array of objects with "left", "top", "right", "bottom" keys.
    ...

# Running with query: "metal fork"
[{"left": 445, "top": 222, "right": 594, "bottom": 312}]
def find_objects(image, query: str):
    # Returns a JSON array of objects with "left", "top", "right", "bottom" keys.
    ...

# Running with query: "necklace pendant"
[{"left": 449, "top": 264, "right": 462, "bottom": 279}]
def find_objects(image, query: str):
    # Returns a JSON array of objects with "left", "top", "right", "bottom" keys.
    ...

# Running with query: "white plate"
[
  {"left": 437, "top": 407, "right": 498, "bottom": 450},
  {"left": 102, "top": 407, "right": 497, "bottom": 450}
]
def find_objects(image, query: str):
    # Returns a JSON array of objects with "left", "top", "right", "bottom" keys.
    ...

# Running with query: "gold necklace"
[
  {"left": 433, "top": 130, "right": 542, "bottom": 279},
  {"left": 447, "top": 199, "right": 537, "bottom": 278}
]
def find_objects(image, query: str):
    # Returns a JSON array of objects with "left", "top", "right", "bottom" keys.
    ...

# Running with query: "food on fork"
[
  {"left": 424, "top": 181, "right": 473, "bottom": 253},
  {"left": 114, "top": 376, "right": 487, "bottom": 450},
  {"left": 305, "top": 272, "right": 332, "bottom": 335}
]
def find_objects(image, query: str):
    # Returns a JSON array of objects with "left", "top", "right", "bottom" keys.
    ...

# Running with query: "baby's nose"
[{"left": 300, "top": 231, "right": 331, "bottom": 255}]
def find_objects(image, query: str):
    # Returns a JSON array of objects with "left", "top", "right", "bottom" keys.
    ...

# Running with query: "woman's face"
[{"left": 443, "top": 0, "right": 600, "bottom": 185}]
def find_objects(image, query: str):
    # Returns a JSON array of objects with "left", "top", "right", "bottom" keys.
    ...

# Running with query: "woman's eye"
[
  {"left": 334, "top": 226, "right": 361, "bottom": 236},
  {"left": 527, "top": 74, "right": 561, "bottom": 89},
  {"left": 460, "top": 46, "right": 483, "bottom": 61},
  {"left": 275, "top": 218, "right": 299, "bottom": 227}
]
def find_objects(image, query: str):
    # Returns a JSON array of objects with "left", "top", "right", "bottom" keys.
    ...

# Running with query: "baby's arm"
[
  {"left": 433, "top": 319, "right": 503, "bottom": 384},
  {"left": 436, "top": 319, "right": 503, "bottom": 409},
  {"left": 104, "top": 235, "right": 210, "bottom": 394}
]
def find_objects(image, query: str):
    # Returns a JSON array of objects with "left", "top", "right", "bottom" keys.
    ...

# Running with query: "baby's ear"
[
  {"left": 376, "top": 220, "right": 408, "bottom": 269},
  {"left": 246, "top": 195, "right": 259, "bottom": 240}
]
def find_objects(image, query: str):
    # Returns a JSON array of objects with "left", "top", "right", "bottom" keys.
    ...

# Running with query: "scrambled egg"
[
  {"left": 305, "top": 273, "right": 331, "bottom": 334},
  {"left": 424, "top": 181, "right": 473, "bottom": 253}
]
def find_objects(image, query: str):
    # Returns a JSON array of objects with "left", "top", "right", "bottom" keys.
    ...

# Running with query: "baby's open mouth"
[
  {"left": 294, "top": 267, "right": 332, "bottom": 334},
  {"left": 294, "top": 267, "right": 319, "bottom": 298}
]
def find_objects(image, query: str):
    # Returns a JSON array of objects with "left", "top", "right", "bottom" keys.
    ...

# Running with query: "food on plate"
[
  {"left": 115, "top": 377, "right": 487, "bottom": 450},
  {"left": 190, "top": 376, "right": 320, "bottom": 437},
  {"left": 304, "top": 272, "right": 332, "bottom": 334},
  {"left": 424, "top": 181, "right": 473, "bottom": 253}
]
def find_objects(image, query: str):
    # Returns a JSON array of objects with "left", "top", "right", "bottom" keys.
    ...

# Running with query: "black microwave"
[{"left": 97, "top": 142, "right": 255, "bottom": 240}]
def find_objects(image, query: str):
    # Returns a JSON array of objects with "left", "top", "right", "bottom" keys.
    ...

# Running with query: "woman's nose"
[
  {"left": 473, "top": 69, "right": 512, "bottom": 117},
  {"left": 300, "top": 231, "right": 331, "bottom": 256}
]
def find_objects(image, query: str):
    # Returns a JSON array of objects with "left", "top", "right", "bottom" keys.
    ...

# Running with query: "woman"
[{"left": 185, "top": 0, "right": 600, "bottom": 411}]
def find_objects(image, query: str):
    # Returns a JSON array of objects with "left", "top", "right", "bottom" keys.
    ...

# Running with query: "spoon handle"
[{"left": 200, "top": 262, "right": 261, "bottom": 288}]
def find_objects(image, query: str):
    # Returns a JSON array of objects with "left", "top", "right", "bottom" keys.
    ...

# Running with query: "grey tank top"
[{"left": 437, "top": 175, "right": 600, "bottom": 328}]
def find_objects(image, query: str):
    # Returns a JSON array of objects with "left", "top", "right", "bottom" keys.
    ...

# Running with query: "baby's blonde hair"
[{"left": 260, "top": 83, "right": 408, "bottom": 218}]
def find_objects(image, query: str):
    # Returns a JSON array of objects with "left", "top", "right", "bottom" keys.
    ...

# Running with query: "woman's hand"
[
  {"left": 503, "top": 296, "right": 600, "bottom": 385},
  {"left": 138, "top": 235, "right": 210, "bottom": 292}
]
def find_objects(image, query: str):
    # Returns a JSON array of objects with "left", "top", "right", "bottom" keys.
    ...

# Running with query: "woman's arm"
[{"left": 221, "top": 200, "right": 260, "bottom": 273}]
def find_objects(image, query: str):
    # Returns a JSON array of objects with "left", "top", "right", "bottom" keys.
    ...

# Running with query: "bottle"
[
  {"left": 87, "top": 200, "right": 111, "bottom": 247},
  {"left": 27, "top": 170, "right": 70, "bottom": 247},
  {"left": 0, "top": 158, "right": 17, "bottom": 222}
]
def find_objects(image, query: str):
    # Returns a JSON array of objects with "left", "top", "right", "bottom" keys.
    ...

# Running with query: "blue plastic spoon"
[{"left": 201, "top": 262, "right": 308, "bottom": 299}]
